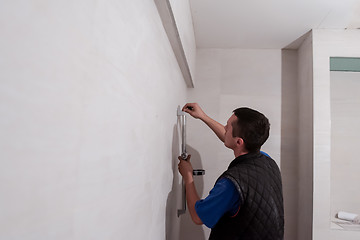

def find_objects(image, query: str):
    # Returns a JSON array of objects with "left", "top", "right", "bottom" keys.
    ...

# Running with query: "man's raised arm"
[{"left": 182, "top": 103, "right": 226, "bottom": 143}]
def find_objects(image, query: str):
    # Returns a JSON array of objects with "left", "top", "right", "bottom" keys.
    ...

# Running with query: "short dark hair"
[{"left": 232, "top": 107, "right": 270, "bottom": 153}]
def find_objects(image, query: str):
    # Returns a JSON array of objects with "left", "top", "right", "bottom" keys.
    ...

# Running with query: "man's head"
[{"left": 224, "top": 107, "right": 270, "bottom": 154}]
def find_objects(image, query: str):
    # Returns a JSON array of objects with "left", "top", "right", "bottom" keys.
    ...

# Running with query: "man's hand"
[
  {"left": 177, "top": 154, "right": 203, "bottom": 225},
  {"left": 182, "top": 103, "right": 206, "bottom": 120},
  {"left": 178, "top": 155, "right": 193, "bottom": 184},
  {"left": 183, "top": 102, "right": 226, "bottom": 143}
]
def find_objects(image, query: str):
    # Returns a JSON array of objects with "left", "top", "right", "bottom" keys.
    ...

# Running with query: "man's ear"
[{"left": 236, "top": 137, "right": 245, "bottom": 147}]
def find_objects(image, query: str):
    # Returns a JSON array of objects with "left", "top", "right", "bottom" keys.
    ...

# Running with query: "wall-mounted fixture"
[
  {"left": 177, "top": 107, "right": 205, "bottom": 217},
  {"left": 177, "top": 107, "right": 187, "bottom": 217}
]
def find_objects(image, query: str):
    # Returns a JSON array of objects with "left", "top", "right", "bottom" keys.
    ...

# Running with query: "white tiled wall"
[
  {"left": 281, "top": 49, "right": 300, "bottom": 240},
  {"left": 312, "top": 29, "right": 360, "bottom": 240},
  {"left": 281, "top": 32, "right": 314, "bottom": 240},
  {"left": 296, "top": 32, "right": 314, "bottom": 240},
  {"left": 330, "top": 71, "right": 360, "bottom": 220}
]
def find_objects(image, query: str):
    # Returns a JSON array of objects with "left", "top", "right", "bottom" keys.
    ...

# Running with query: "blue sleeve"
[
  {"left": 260, "top": 151, "right": 270, "bottom": 158},
  {"left": 195, "top": 178, "right": 241, "bottom": 228}
]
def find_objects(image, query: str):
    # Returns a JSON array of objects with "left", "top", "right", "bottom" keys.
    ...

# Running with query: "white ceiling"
[{"left": 190, "top": 0, "right": 360, "bottom": 49}]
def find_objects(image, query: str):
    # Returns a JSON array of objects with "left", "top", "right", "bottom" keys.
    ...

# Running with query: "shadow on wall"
[
  {"left": 179, "top": 145, "right": 205, "bottom": 240},
  {"left": 166, "top": 125, "right": 205, "bottom": 240},
  {"left": 166, "top": 125, "right": 181, "bottom": 240}
]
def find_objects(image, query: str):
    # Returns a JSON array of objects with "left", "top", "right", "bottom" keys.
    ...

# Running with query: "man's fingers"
[
  {"left": 182, "top": 104, "right": 190, "bottom": 112},
  {"left": 178, "top": 154, "right": 191, "bottom": 161},
  {"left": 182, "top": 103, "right": 196, "bottom": 112}
]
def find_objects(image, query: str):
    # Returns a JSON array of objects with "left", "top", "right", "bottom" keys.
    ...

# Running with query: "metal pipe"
[
  {"left": 177, "top": 107, "right": 187, "bottom": 217},
  {"left": 177, "top": 181, "right": 186, "bottom": 217},
  {"left": 180, "top": 114, "right": 188, "bottom": 160},
  {"left": 176, "top": 107, "right": 205, "bottom": 217}
]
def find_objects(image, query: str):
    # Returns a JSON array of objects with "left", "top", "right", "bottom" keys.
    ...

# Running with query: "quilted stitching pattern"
[{"left": 210, "top": 153, "right": 284, "bottom": 240}]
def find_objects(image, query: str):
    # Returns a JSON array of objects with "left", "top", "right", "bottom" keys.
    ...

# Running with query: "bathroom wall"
[
  {"left": 281, "top": 49, "right": 299, "bottom": 240},
  {"left": 296, "top": 32, "right": 314, "bottom": 240},
  {"left": 184, "top": 48, "right": 282, "bottom": 239},
  {"left": 312, "top": 29, "right": 360, "bottom": 240},
  {"left": 0, "top": 1, "right": 194, "bottom": 239},
  {"left": 330, "top": 71, "right": 360, "bottom": 219},
  {"left": 281, "top": 31, "right": 313, "bottom": 240}
]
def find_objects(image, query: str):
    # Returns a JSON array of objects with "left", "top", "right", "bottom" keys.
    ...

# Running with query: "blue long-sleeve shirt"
[{"left": 195, "top": 151, "right": 270, "bottom": 228}]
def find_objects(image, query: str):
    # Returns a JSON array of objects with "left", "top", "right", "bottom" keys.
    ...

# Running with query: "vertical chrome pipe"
[
  {"left": 176, "top": 107, "right": 206, "bottom": 217},
  {"left": 177, "top": 107, "right": 187, "bottom": 217},
  {"left": 181, "top": 114, "right": 188, "bottom": 160},
  {"left": 177, "top": 181, "right": 186, "bottom": 217}
]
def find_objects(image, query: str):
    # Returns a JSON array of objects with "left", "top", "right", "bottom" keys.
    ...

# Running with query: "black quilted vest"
[{"left": 209, "top": 152, "right": 284, "bottom": 240}]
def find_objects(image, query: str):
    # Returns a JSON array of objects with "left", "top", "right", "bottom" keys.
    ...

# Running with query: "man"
[{"left": 178, "top": 103, "right": 284, "bottom": 240}]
